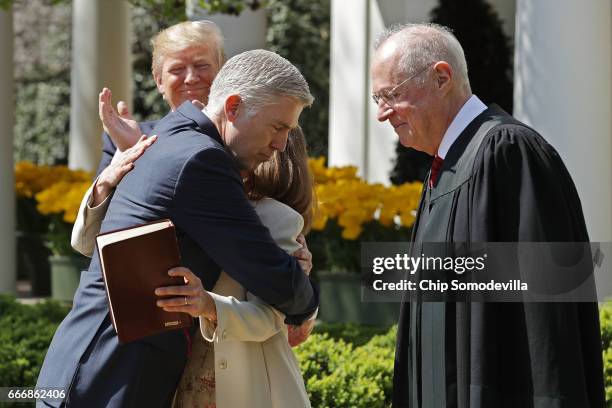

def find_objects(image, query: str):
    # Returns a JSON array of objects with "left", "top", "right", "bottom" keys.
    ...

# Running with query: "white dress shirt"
[{"left": 437, "top": 94, "right": 487, "bottom": 159}]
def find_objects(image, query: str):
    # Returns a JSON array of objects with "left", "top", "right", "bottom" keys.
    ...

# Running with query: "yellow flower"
[
  {"left": 341, "top": 225, "right": 362, "bottom": 240},
  {"left": 308, "top": 156, "right": 423, "bottom": 239},
  {"left": 17, "top": 162, "right": 93, "bottom": 224},
  {"left": 15, "top": 161, "right": 93, "bottom": 200},
  {"left": 311, "top": 213, "right": 328, "bottom": 231}
]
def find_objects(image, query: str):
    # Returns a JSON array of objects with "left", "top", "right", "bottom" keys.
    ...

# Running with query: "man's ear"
[
  {"left": 154, "top": 73, "right": 164, "bottom": 96},
  {"left": 433, "top": 61, "right": 452, "bottom": 92},
  {"left": 224, "top": 94, "right": 242, "bottom": 123}
]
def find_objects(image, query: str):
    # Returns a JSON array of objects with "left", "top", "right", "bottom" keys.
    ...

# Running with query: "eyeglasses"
[{"left": 371, "top": 63, "right": 433, "bottom": 106}]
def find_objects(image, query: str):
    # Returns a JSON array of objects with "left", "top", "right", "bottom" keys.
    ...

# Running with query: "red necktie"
[{"left": 429, "top": 155, "right": 444, "bottom": 188}]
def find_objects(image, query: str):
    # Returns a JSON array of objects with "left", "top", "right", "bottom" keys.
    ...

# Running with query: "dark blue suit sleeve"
[
  {"left": 171, "top": 147, "right": 319, "bottom": 324},
  {"left": 95, "top": 132, "right": 117, "bottom": 178}
]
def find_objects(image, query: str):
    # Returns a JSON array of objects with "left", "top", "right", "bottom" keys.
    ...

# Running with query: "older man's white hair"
[
  {"left": 207, "top": 49, "right": 314, "bottom": 116},
  {"left": 375, "top": 23, "right": 470, "bottom": 89}
]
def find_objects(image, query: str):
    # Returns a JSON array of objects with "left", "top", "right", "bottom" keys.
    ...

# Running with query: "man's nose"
[
  {"left": 184, "top": 67, "right": 198, "bottom": 84},
  {"left": 271, "top": 131, "right": 289, "bottom": 152},
  {"left": 377, "top": 102, "right": 394, "bottom": 123}
]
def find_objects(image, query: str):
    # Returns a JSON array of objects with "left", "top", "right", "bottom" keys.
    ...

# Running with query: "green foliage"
[
  {"left": 127, "top": 0, "right": 265, "bottom": 19},
  {"left": 0, "top": 295, "right": 69, "bottom": 387},
  {"left": 314, "top": 322, "right": 391, "bottom": 347},
  {"left": 265, "top": 0, "right": 330, "bottom": 157},
  {"left": 43, "top": 215, "right": 73, "bottom": 256},
  {"left": 601, "top": 302, "right": 612, "bottom": 406},
  {"left": 2, "top": 0, "right": 264, "bottom": 19},
  {"left": 13, "top": 0, "right": 72, "bottom": 165},
  {"left": 391, "top": 0, "right": 514, "bottom": 185},
  {"left": 1, "top": 0, "right": 68, "bottom": 10},
  {"left": 127, "top": 0, "right": 187, "bottom": 25},
  {"left": 196, "top": 0, "right": 265, "bottom": 16},
  {"left": 132, "top": 71, "right": 167, "bottom": 122},
  {"left": 295, "top": 326, "right": 396, "bottom": 407},
  {"left": 13, "top": 74, "right": 71, "bottom": 166},
  {"left": 130, "top": 5, "right": 171, "bottom": 122}
]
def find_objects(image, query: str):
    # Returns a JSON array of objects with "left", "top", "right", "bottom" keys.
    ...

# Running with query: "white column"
[
  {"left": 68, "top": 0, "right": 132, "bottom": 172},
  {"left": 514, "top": 0, "right": 612, "bottom": 242},
  {"left": 0, "top": 6, "right": 16, "bottom": 293},
  {"left": 186, "top": 0, "right": 267, "bottom": 58},
  {"left": 366, "top": 0, "right": 398, "bottom": 184},
  {"left": 328, "top": 0, "right": 369, "bottom": 176},
  {"left": 329, "top": 0, "right": 430, "bottom": 182}
]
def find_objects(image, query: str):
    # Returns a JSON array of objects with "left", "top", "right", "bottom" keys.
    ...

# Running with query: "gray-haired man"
[{"left": 371, "top": 23, "right": 604, "bottom": 407}]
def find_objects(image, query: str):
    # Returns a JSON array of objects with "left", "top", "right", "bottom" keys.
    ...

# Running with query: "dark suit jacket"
[{"left": 36, "top": 102, "right": 319, "bottom": 407}]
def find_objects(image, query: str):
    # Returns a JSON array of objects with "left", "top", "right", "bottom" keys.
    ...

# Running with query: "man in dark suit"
[
  {"left": 36, "top": 49, "right": 319, "bottom": 407},
  {"left": 370, "top": 23, "right": 604, "bottom": 407}
]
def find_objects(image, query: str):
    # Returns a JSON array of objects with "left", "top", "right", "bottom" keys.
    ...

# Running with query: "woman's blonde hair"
[
  {"left": 246, "top": 126, "right": 316, "bottom": 234},
  {"left": 150, "top": 21, "right": 225, "bottom": 78}
]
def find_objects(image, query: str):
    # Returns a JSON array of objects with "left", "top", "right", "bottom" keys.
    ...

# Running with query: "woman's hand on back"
[{"left": 92, "top": 134, "right": 156, "bottom": 206}]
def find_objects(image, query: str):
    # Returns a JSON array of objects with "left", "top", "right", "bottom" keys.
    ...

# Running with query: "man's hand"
[
  {"left": 155, "top": 267, "right": 217, "bottom": 322},
  {"left": 99, "top": 87, "right": 142, "bottom": 151},
  {"left": 287, "top": 319, "right": 315, "bottom": 347},
  {"left": 92, "top": 135, "right": 156, "bottom": 206},
  {"left": 293, "top": 234, "right": 312, "bottom": 275}
]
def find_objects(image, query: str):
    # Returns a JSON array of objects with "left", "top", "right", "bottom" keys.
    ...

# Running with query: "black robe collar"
[{"left": 430, "top": 104, "right": 512, "bottom": 201}]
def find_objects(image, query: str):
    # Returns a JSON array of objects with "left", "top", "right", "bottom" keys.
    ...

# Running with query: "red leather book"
[{"left": 95, "top": 219, "right": 192, "bottom": 343}]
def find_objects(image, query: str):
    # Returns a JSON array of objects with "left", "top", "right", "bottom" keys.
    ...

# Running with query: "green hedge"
[
  {"left": 600, "top": 303, "right": 612, "bottom": 405},
  {"left": 0, "top": 296, "right": 68, "bottom": 387},
  {"left": 313, "top": 322, "right": 390, "bottom": 347},
  {"left": 0, "top": 296, "right": 69, "bottom": 407},
  {"left": 296, "top": 325, "right": 396, "bottom": 407},
  {"left": 2, "top": 296, "right": 611, "bottom": 407}
]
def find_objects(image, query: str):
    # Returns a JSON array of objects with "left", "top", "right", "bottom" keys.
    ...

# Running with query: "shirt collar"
[{"left": 437, "top": 94, "right": 487, "bottom": 159}]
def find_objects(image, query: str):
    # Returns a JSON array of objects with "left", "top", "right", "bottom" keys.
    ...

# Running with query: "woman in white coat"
[{"left": 71, "top": 128, "right": 315, "bottom": 408}]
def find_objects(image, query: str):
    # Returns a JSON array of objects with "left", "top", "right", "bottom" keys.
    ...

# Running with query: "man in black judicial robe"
[{"left": 371, "top": 24, "right": 605, "bottom": 407}]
